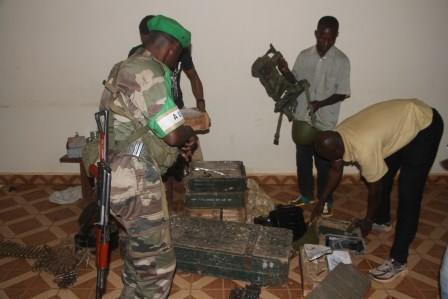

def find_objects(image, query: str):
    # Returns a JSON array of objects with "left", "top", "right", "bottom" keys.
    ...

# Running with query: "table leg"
[{"left": 79, "top": 163, "right": 94, "bottom": 200}]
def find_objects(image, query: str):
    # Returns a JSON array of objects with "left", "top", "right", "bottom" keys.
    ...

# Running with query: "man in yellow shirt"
[{"left": 310, "top": 98, "right": 443, "bottom": 281}]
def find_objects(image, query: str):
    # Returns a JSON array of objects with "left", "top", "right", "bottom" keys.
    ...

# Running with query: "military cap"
[{"left": 148, "top": 15, "right": 191, "bottom": 48}]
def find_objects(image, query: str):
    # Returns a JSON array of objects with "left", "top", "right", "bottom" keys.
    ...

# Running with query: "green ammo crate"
[
  {"left": 184, "top": 161, "right": 246, "bottom": 193},
  {"left": 170, "top": 215, "right": 293, "bottom": 286},
  {"left": 184, "top": 191, "right": 245, "bottom": 209}
]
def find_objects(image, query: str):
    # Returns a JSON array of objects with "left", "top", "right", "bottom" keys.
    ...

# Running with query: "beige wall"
[{"left": 0, "top": 0, "right": 447, "bottom": 174}]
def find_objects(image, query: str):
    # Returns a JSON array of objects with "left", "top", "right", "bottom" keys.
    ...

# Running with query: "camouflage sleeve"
[
  {"left": 143, "top": 62, "right": 185, "bottom": 138},
  {"left": 115, "top": 57, "right": 185, "bottom": 138},
  {"left": 147, "top": 97, "right": 184, "bottom": 138},
  {"left": 99, "top": 62, "right": 122, "bottom": 110}
]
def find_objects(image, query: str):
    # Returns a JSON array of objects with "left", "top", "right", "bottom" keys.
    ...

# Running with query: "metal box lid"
[
  {"left": 184, "top": 161, "right": 247, "bottom": 192},
  {"left": 171, "top": 216, "right": 292, "bottom": 261}
]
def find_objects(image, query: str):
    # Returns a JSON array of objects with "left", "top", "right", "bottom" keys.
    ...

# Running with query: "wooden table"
[{"left": 59, "top": 155, "right": 94, "bottom": 200}]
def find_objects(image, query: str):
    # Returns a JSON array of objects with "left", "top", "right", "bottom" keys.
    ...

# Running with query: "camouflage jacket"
[{"left": 100, "top": 49, "right": 184, "bottom": 172}]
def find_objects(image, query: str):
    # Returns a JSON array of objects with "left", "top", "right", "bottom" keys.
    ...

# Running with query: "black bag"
[
  {"left": 74, "top": 202, "right": 119, "bottom": 250},
  {"left": 254, "top": 204, "right": 307, "bottom": 241}
]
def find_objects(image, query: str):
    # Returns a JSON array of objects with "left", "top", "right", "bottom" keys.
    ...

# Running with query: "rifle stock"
[{"left": 94, "top": 110, "right": 111, "bottom": 299}]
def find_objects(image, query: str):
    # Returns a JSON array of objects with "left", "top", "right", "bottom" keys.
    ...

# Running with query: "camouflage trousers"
[{"left": 110, "top": 154, "right": 176, "bottom": 299}]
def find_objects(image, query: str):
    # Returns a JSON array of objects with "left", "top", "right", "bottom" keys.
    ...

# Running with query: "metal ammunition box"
[
  {"left": 318, "top": 218, "right": 362, "bottom": 237},
  {"left": 185, "top": 191, "right": 245, "bottom": 209},
  {"left": 184, "top": 161, "right": 246, "bottom": 193},
  {"left": 171, "top": 216, "right": 293, "bottom": 286},
  {"left": 184, "top": 207, "right": 247, "bottom": 223}
]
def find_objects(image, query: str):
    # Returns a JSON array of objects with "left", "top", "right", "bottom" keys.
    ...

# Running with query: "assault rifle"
[{"left": 94, "top": 110, "right": 112, "bottom": 299}]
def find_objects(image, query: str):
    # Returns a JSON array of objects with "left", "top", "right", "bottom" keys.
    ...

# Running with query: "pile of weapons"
[{"left": 0, "top": 240, "right": 89, "bottom": 288}]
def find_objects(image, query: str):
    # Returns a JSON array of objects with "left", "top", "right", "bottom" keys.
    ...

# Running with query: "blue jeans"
[
  {"left": 441, "top": 246, "right": 448, "bottom": 299},
  {"left": 296, "top": 144, "right": 333, "bottom": 203}
]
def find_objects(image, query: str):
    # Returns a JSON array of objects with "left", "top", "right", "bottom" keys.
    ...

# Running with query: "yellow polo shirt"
[{"left": 335, "top": 99, "right": 433, "bottom": 182}]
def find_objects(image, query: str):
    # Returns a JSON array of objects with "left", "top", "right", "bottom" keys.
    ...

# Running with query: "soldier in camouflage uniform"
[{"left": 100, "top": 15, "right": 197, "bottom": 299}]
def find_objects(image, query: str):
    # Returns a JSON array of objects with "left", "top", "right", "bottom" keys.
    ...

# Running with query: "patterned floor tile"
[{"left": 0, "top": 178, "right": 446, "bottom": 298}]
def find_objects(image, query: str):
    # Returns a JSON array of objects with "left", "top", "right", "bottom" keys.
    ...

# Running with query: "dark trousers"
[
  {"left": 374, "top": 109, "right": 443, "bottom": 264},
  {"left": 296, "top": 144, "right": 333, "bottom": 202}
]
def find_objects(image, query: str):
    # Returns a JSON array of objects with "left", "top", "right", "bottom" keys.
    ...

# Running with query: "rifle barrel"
[{"left": 94, "top": 110, "right": 111, "bottom": 299}]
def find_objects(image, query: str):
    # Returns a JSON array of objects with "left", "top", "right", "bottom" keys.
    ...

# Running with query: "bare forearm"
[
  {"left": 163, "top": 125, "right": 195, "bottom": 147},
  {"left": 184, "top": 68, "right": 204, "bottom": 100},
  {"left": 311, "top": 160, "right": 343, "bottom": 221},
  {"left": 309, "top": 94, "right": 348, "bottom": 113},
  {"left": 319, "top": 161, "right": 343, "bottom": 203},
  {"left": 184, "top": 68, "right": 206, "bottom": 111},
  {"left": 319, "top": 94, "right": 348, "bottom": 108},
  {"left": 191, "top": 76, "right": 204, "bottom": 102}
]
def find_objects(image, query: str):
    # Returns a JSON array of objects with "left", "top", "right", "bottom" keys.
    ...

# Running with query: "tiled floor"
[{"left": 0, "top": 177, "right": 447, "bottom": 299}]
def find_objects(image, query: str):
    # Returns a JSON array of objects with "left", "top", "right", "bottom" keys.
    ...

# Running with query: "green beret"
[{"left": 147, "top": 15, "right": 191, "bottom": 48}]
